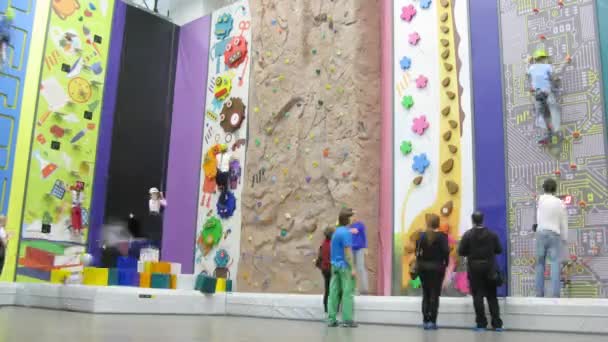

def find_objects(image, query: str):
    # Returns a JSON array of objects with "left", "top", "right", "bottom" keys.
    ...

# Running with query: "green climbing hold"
[
  {"left": 401, "top": 95, "right": 414, "bottom": 110},
  {"left": 312, "top": 48, "right": 317, "bottom": 55},
  {"left": 280, "top": 229, "right": 287, "bottom": 237},
  {"left": 284, "top": 111, "right": 290, "bottom": 117},
  {"left": 316, "top": 69, "right": 321, "bottom": 75},
  {"left": 409, "top": 276, "right": 421, "bottom": 289},
  {"left": 400, "top": 141, "right": 413, "bottom": 155}
]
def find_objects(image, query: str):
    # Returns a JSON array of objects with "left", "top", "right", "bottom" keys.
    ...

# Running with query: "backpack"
[{"left": 216, "top": 190, "right": 236, "bottom": 219}]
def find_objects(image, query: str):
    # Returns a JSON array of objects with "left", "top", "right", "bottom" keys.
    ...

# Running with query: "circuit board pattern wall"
[
  {"left": 0, "top": 0, "right": 36, "bottom": 215},
  {"left": 499, "top": 0, "right": 608, "bottom": 297},
  {"left": 16, "top": 0, "right": 115, "bottom": 282}
]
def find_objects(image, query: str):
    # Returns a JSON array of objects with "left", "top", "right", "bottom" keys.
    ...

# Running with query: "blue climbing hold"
[
  {"left": 400, "top": 56, "right": 412, "bottom": 71},
  {"left": 420, "top": 0, "right": 432, "bottom": 9},
  {"left": 412, "top": 153, "right": 430, "bottom": 174}
]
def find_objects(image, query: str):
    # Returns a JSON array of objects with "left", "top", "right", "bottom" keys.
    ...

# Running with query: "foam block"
[
  {"left": 170, "top": 262, "right": 182, "bottom": 275},
  {"left": 139, "top": 272, "right": 151, "bottom": 288},
  {"left": 226, "top": 279, "right": 233, "bottom": 292},
  {"left": 170, "top": 274, "right": 177, "bottom": 289},
  {"left": 118, "top": 269, "right": 140, "bottom": 287},
  {"left": 150, "top": 262, "right": 171, "bottom": 274},
  {"left": 216, "top": 278, "right": 226, "bottom": 292},
  {"left": 50, "top": 269, "right": 71, "bottom": 284},
  {"left": 195, "top": 273, "right": 216, "bottom": 294},
  {"left": 176, "top": 274, "right": 196, "bottom": 290},
  {"left": 83, "top": 267, "right": 109, "bottom": 286},
  {"left": 151, "top": 273, "right": 171, "bottom": 289},
  {"left": 25, "top": 247, "right": 55, "bottom": 267},
  {"left": 117, "top": 257, "right": 138, "bottom": 270},
  {"left": 108, "top": 269, "right": 119, "bottom": 286}
]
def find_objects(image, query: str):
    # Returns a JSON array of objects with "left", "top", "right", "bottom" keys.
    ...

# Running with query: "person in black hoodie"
[
  {"left": 458, "top": 211, "right": 504, "bottom": 331},
  {"left": 417, "top": 214, "right": 449, "bottom": 330}
]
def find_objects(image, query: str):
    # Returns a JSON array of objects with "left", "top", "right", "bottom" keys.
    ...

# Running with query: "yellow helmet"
[{"left": 533, "top": 49, "right": 548, "bottom": 59}]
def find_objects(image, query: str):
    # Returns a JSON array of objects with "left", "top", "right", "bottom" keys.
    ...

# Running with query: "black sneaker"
[
  {"left": 327, "top": 321, "right": 339, "bottom": 327},
  {"left": 342, "top": 321, "right": 359, "bottom": 328}
]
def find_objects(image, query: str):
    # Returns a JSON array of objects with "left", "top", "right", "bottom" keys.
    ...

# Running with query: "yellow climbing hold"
[
  {"left": 254, "top": 107, "right": 260, "bottom": 113},
  {"left": 313, "top": 161, "right": 319, "bottom": 168},
  {"left": 325, "top": 84, "right": 332, "bottom": 90}
]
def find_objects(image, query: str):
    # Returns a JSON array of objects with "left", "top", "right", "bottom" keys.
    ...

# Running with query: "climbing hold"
[
  {"left": 440, "top": 39, "right": 449, "bottom": 47},
  {"left": 254, "top": 107, "right": 260, "bottom": 113},
  {"left": 440, "top": 26, "right": 450, "bottom": 34},
  {"left": 413, "top": 176, "right": 423, "bottom": 186},
  {"left": 446, "top": 180, "right": 459, "bottom": 195},
  {"left": 441, "top": 49, "right": 450, "bottom": 59},
  {"left": 323, "top": 148, "right": 330, "bottom": 158},
  {"left": 409, "top": 32, "right": 421, "bottom": 45},
  {"left": 316, "top": 69, "right": 321, "bottom": 75},
  {"left": 248, "top": 236, "right": 253, "bottom": 242},
  {"left": 444, "top": 63, "right": 453, "bottom": 71},
  {"left": 312, "top": 48, "right": 317, "bottom": 55},
  {"left": 554, "top": 170, "right": 561, "bottom": 176},
  {"left": 539, "top": 34, "right": 546, "bottom": 40},
  {"left": 448, "top": 145, "right": 458, "bottom": 154},
  {"left": 313, "top": 161, "right": 319, "bottom": 168},
  {"left": 325, "top": 84, "right": 332, "bottom": 90},
  {"left": 442, "top": 77, "right": 451, "bottom": 87},
  {"left": 413, "top": 154, "right": 430, "bottom": 174},
  {"left": 305, "top": 176, "right": 312, "bottom": 183},
  {"left": 558, "top": 0, "right": 564, "bottom": 7},
  {"left": 441, "top": 158, "right": 454, "bottom": 174},
  {"left": 400, "top": 56, "right": 412, "bottom": 70},
  {"left": 412, "top": 116, "right": 430, "bottom": 135},
  {"left": 448, "top": 120, "right": 458, "bottom": 129},
  {"left": 441, "top": 201, "right": 454, "bottom": 217},
  {"left": 255, "top": 138, "right": 261, "bottom": 146},
  {"left": 400, "top": 141, "right": 413, "bottom": 155},
  {"left": 440, "top": 13, "right": 448, "bottom": 22},
  {"left": 420, "top": 0, "right": 432, "bottom": 9},
  {"left": 285, "top": 213, "right": 292, "bottom": 220},
  {"left": 441, "top": 106, "right": 451, "bottom": 116},
  {"left": 280, "top": 229, "right": 287, "bottom": 237},
  {"left": 402, "top": 95, "right": 414, "bottom": 109},
  {"left": 440, "top": 0, "right": 450, "bottom": 8},
  {"left": 443, "top": 131, "right": 452, "bottom": 141},
  {"left": 401, "top": 5, "right": 417, "bottom": 22},
  {"left": 572, "top": 130, "right": 581, "bottom": 139},
  {"left": 446, "top": 91, "right": 456, "bottom": 100},
  {"left": 579, "top": 200, "right": 587, "bottom": 208},
  {"left": 416, "top": 75, "right": 428, "bottom": 89},
  {"left": 533, "top": 8, "right": 539, "bottom": 13},
  {"left": 570, "top": 163, "right": 577, "bottom": 170},
  {"left": 565, "top": 54, "right": 572, "bottom": 63}
]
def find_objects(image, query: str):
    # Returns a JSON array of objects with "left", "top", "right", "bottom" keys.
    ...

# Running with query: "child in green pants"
[{"left": 327, "top": 207, "right": 358, "bottom": 328}]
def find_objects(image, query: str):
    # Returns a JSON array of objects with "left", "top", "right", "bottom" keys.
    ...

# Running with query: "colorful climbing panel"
[
  {"left": 17, "top": 0, "right": 115, "bottom": 282},
  {"left": 0, "top": 0, "right": 36, "bottom": 215},
  {"left": 499, "top": 0, "right": 608, "bottom": 298},
  {"left": 392, "top": 0, "right": 475, "bottom": 295}
]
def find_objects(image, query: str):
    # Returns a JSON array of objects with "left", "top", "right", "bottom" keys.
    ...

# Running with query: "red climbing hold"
[
  {"left": 539, "top": 34, "right": 547, "bottom": 40},
  {"left": 554, "top": 170, "right": 561, "bottom": 176},
  {"left": 558, "top": 0, "right": 564, "bottom": 8},
  {"left": 570, "top": 163, "right": 577, "bottom": 170},
  {"left": 533, "top": 8, "right": 539, "bottom": 13}
]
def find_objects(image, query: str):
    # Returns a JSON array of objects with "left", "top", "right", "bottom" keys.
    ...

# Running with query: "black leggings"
[
  {"left": 420, "top": 270, "right": 444, "bottom": 324},
  {"left": 469, "top": 269, "right": 502, "bottom": 328}
]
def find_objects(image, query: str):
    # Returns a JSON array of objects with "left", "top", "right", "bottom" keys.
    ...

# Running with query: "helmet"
[
  {"left": 149, "top": 187, "right": 160, "bottom": 194},
  {"left": 533, "top": 49, "right": 548, "bottom": 59}
]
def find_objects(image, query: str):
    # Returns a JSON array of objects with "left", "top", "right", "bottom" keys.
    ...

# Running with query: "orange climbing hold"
[
  {"left": 570, "top": 163, "right": 577, "bottom": 170},
  {"left": 572, "top": 130, "right": 581, "bottom": 139},
  {"left": 579, "top": 200, "right": 587, "bottom": 208}
]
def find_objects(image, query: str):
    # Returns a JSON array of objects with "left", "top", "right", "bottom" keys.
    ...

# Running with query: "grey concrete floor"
[{"left": 0, "top": 307, "right": 603, "bottom": 341}]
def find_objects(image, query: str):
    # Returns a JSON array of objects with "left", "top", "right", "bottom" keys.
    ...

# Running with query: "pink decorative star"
[
  {"left": 408, "top": 32, "right": 420, "bottom": 45},
  {"left": 415, "top": 75, "right": 428, "bottom": 89},
  {"left": 401, "top": 5, "right": 417, "bottom": 22},
  {"left": 412, "top": 115, "right": 430, "bottom": 135}
]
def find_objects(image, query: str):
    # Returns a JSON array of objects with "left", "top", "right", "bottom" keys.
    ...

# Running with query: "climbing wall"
[
  {"left": 17, "top": 0, "right": 115, "bottom": 282},
  {"left": 237, "top": 0, "right": 381, "bottom": 294},
  {"left": 499, "top": 0, "right": 608, "bottom": 297},
  {"left": 391, "top": 0, "right": 475, "bottom": 295},
  {"left": 0, "top": 0, "right": 36, "bottom": 216},
  {"left": 194, "top": 0, "right": 252, "bottom": 283}
]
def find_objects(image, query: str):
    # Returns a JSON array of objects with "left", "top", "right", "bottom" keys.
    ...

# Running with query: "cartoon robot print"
[
  {"left": 224, "top": 20, "right": 251, "bottom": 86},
  {"left": 211, "top": 13, "right": 234, "bottom": 74}
]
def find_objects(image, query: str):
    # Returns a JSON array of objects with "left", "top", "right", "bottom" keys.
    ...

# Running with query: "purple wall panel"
[
  {"left": 161, "top": 15, "right": 212, "bottom": 273},
  {"left": 88, "top": 0, "right": 127, "bottom": 263},
  {"left": 469, "top": 0, "right": 508, "bottom": 296}
]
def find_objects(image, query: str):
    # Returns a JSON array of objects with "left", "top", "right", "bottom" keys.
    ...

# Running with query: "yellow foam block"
[
  {"left": 170, "top": 274, "right": 177, "bottom": 289},
  {"left": 144, "top": 261, "right": 153, "bottom": 274},
  {"left": 140, "top": 272, "right": 151, "bottom": 288},
  {"left": 151, "top": 261, "right": 171, "bottom": 274},
  {"left": 83, "top": 267, "right": 109, "bottom": 286},
  {"left": 50, "top": 269, "right": 71, "bottom": 284},
  {"left": 216, "top": 278, "right": 226, "bottom": 293}
]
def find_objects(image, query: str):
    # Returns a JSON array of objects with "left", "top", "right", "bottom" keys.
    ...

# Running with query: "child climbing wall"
[
  {"left": 392, "top": 0, "right": 475, "bottom": 295},
  {"left": 17, "top": 0, "right": 115, "bottom": 282},
  {"left": 194, "top": 0, "right": 252, "bottom": 285},
  {"left": 237, "top": 0, "right": 381, "bottom": 294}
]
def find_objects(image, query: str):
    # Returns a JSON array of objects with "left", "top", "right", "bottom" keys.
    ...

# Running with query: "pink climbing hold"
[
  {"left": 408, "top": 32, "right": 421, "bottom": 45},
  {"left": 401, "top": 5, "right": 417, "bottom": 22},
  {"left": 415, "top": 75, "right": 428, "bottom": 89},
  {"left": 412, "top": 115, "right": 429, "bottom": 135}
]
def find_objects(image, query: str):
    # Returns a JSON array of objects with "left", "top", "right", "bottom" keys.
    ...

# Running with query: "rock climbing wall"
[
  {"left": 391, "top": 0, "right": 475, "bottom": 295},
  {"left": 499, "top": 0, "right": 608, "bottom": 298},
  {"left": 237, "top": 0, "right": 381, "bottom": 294}
]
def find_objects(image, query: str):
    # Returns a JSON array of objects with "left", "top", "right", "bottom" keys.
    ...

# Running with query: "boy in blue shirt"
[
  {"left": 527, "top": 49, "right": 569, "bottom": 144},
  {"left": 327, "top": 207, "right": 358, "bottom": 328}
]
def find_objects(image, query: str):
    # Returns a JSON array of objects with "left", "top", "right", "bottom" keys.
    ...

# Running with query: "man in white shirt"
[{"left": 535, "top": 178, "right": 568, "bottom": 298}]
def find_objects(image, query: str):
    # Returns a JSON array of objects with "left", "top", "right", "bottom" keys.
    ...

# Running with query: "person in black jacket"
[
  {"left": 458, "top": 211, "right": 504, "bottom": 331},
  {"left": 417, "top": 214, "right": 449, "bottom": 330}
]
